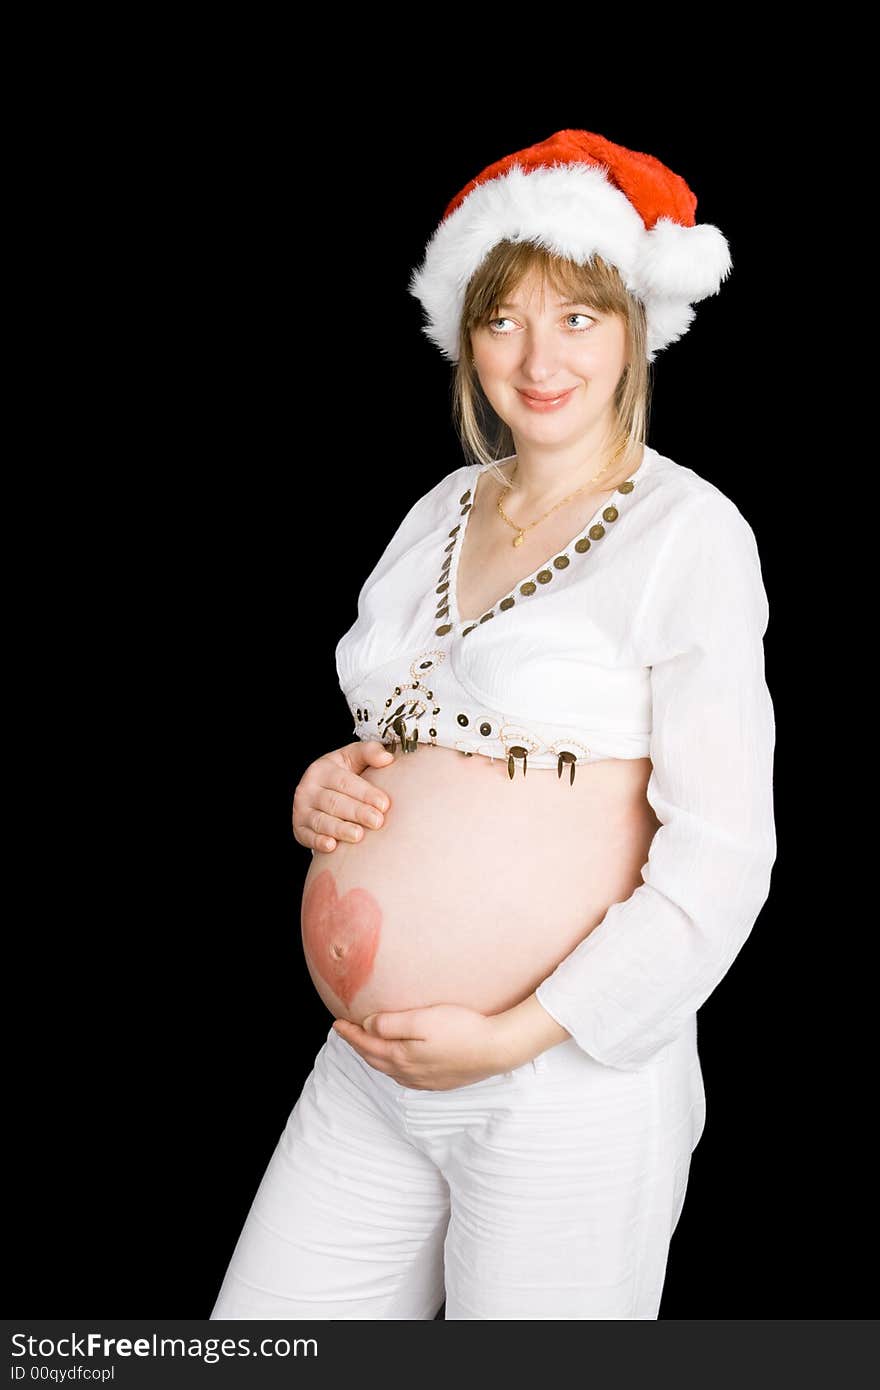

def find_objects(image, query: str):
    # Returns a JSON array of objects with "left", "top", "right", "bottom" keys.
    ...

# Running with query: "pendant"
[{"left": 513, "top": 531, "right": 524, "bottom": 548}]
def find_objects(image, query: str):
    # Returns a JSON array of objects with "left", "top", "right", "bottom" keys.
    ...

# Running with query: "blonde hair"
[{"left": 450, "top": 239, "right": 653, "bottom": 489}]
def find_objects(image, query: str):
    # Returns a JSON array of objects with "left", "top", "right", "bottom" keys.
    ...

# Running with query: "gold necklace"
[{"left": 496, "top": 442, "right": 626, "bottom": 548}]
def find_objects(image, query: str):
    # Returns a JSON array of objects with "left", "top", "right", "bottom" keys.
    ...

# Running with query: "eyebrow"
[{"left": 496, "top": 299, "right": 597, "bottom": 310}]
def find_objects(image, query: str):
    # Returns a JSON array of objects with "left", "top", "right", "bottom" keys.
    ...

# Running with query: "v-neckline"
[{"left": 435, "top": 445, "right": 654, "bottom": 637}]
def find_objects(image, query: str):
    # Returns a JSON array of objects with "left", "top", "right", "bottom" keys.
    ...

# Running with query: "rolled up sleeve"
[{"left": 535, "top": 490, "right": 777, "bottom": 1071}]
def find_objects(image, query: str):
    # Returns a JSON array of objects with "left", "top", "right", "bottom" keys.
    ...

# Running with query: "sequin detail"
[
  {"left": 433, "top": 470, "right": 641, "bottom": 637},
  {"left": 348, "top": 648, "right": 592, "bottom": 785}
]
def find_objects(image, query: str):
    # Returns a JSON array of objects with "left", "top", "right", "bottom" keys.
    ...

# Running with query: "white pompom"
[{"left": 635, "top": 218, "right": 733, "bottom": 301}]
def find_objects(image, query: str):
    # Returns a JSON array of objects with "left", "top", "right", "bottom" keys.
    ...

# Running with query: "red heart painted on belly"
[{"left": 301, "top": 869, "right": 382, "bottom": 1009}]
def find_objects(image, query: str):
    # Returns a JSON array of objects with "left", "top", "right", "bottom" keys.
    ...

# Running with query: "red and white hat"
[{"left": 408, "top": 128, "right": 732, "bottom": 364}]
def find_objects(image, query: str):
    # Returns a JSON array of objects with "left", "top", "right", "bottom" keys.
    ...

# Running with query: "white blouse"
[{"left": 334, "top": 442, "right": 777, "bottom": 1072}]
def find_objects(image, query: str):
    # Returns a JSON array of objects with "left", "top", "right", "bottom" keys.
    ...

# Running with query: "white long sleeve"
[{"left": 534, "top": 488, "right": 777, "bottom": 1071}]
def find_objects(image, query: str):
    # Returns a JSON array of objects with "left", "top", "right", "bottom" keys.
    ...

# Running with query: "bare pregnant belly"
[{"left": 300, "top": 742, "right": 660, "bottom": 1027}]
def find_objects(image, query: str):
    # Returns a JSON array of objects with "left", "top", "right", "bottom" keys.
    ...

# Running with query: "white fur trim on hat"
[{"left": 408, "top": 161, "right": 732, "bottom": 364}]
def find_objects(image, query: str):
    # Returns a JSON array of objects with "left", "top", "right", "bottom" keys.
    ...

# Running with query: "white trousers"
[{"left": 209, "top": 1017, "right": 706, "bottom": 1320}]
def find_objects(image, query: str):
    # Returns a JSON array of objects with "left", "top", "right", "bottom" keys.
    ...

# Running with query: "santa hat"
[{"left": 408, "top": 128, "right": 732, "bottom": 364}]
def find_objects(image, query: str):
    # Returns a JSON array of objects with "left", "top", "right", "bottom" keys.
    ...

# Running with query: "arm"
[
  {"left": 490, "top": 992, "right": 572, "bottom": 1069},
  {"left": 508, "top": 490, "right": 777, "bottom": 1073}
]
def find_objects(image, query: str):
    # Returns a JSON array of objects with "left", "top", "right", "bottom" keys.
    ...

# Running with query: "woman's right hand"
[{"left": 292, "top": 741, "right": 395, "bottom": 853}]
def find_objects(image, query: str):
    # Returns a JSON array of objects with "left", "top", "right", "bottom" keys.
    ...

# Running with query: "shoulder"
[
  {"left": 633, "top": 446, "right": 770, "bottom": 649},
  {"left": 641, "top": 444, "right": 761, "bottom": 554},
  {"left": 417, "top": 462, "right": 477, "bottom": 509},
  {"left": 389, "top": 462, "right": 475, "bottom": 534}
]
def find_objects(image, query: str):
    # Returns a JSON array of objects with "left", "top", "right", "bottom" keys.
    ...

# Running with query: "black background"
[{"left": 9, "top": 55, "right": 867, "bottom": 1323}]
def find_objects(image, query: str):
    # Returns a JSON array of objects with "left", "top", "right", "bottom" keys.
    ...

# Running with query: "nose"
[{"left": 517, "top": 328, "right": 561, "bottom": 382}]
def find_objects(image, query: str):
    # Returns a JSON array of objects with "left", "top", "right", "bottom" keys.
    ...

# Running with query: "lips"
[
  {"left": 516, "top": 386, "right": 577, "bottom": 412},
  {"left": 514, "top": 386, "right": 575, "bottom": 403},
  {"left": 517, "top": 388, "right": 576, "bottom": 402}
]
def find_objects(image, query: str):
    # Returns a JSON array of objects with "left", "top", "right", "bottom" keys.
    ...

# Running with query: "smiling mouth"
[
  {"left": 518, "top": 388, "right": 577, "bottom": 401},
  {"left": 516, "top": 387, "right": 578, "bottom": 408}
]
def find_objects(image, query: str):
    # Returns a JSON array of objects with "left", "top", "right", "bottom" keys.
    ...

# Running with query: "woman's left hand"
[{"left": 332, "top": 1004, "right": 509, "bottom": 1090}]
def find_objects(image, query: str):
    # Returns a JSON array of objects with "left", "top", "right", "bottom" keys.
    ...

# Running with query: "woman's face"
[{"left": 470, "top": 265, "right": 629, "bottom": 450}]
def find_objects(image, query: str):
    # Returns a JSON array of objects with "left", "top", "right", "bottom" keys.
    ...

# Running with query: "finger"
[
  {"left": 292, "top": 786, "right": 340, "bottom": 851},
  {"left": 307, "top": 812, "right": 365, "bottom": 847},
  {"left": 344, "top": 740, "right": 395, "bottom": 775},
  {"left": 295, "top": 798, "right": 379, "bottom": 849},
  {"left": 291, "top": 822, "right": 337, "bottom": 853},
  {"left": 363, "top": 1011, "right": 427, "bottom": 1041},
  {"left": 297, "top": 767, "right": 390, "bottom": 826},
  {"left": 334, "top": 766, "right": 392, "bottom": 815},
  {"left": 332, "top": 1022, "right": 397, "bottom": 1070},
  {"left": 316, "top": 787, "right": 388, "bottom": 834}
]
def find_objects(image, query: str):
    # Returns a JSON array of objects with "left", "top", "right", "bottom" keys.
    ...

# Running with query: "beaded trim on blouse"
[
  {"left": 349, "top": 464, "right": 643, "bottom": 787},
  {"left": 353, "top": 648, "right": 597, "bottom": 783},
  {"left": 434, "top": 469, "right": 636, "bottom": 637}
]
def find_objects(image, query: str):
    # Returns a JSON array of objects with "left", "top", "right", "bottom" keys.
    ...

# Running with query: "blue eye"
[{"left": 487, "top": 314, "right": 596, "bottom": 336}]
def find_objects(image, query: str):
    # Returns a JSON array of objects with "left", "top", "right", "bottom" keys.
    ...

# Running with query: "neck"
[{"left": 504, "top": 428, "right": 633, "bottom": 508}]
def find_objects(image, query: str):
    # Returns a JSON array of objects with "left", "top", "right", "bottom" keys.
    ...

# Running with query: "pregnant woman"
[{"left": 210, "top": 128, "right": 776, "bottom": 1320}]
